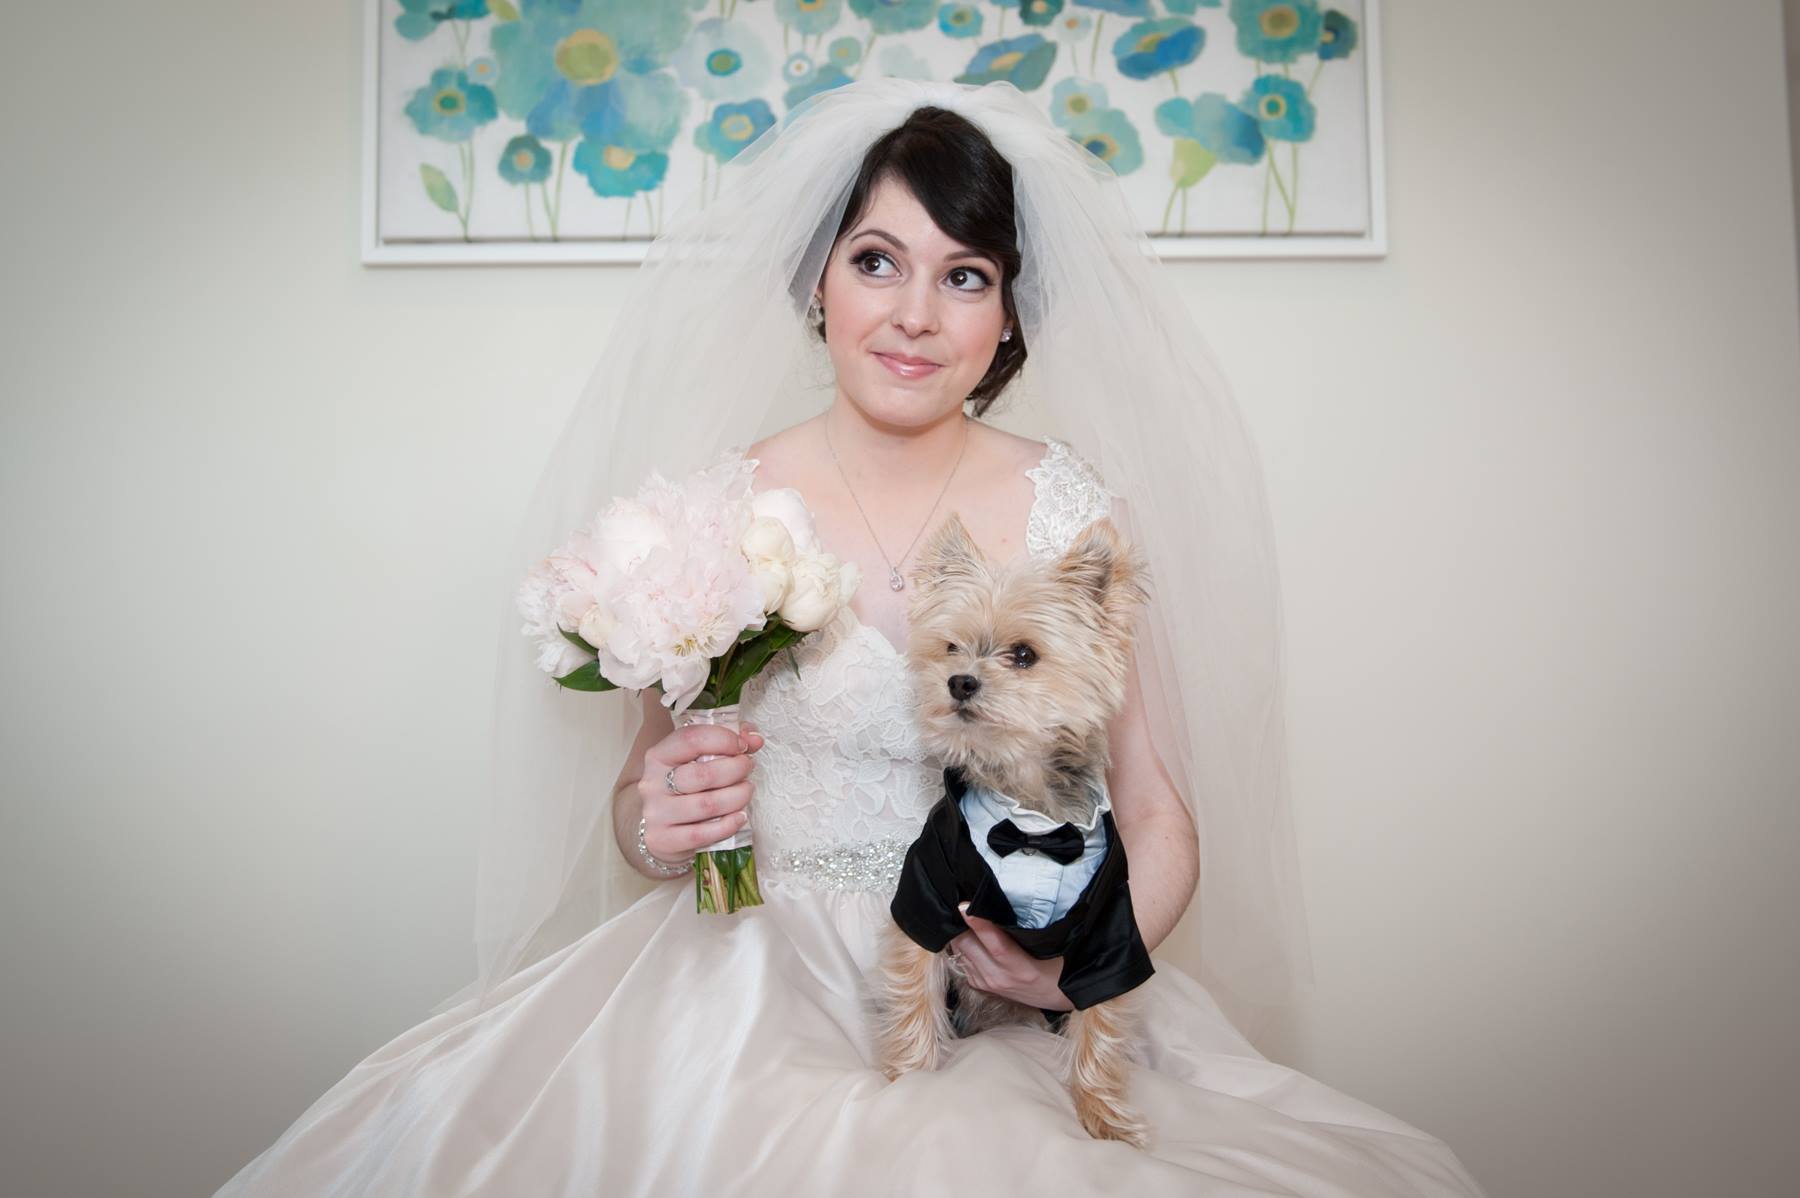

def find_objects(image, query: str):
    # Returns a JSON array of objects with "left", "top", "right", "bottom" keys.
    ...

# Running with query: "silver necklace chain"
[{"left": 824, "top": 414, "right": 970, "bottom": 593}]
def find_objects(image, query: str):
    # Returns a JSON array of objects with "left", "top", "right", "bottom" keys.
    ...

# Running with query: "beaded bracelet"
[{"left": 637, "top": 815, "right": 695, "bottom": 878}]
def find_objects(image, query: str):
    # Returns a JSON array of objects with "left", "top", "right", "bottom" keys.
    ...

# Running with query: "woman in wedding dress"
[{"left": 217, "top": 79, "right": 1487, "bottom": 1196}]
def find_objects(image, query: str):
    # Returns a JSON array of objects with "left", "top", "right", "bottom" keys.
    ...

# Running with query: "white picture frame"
[{"left": 361, "top": 0, "right": 1386, "bottom": 266}]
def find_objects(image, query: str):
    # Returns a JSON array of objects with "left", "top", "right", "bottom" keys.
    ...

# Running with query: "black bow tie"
[{"left": 986, "top": 818, "right": 1086, "bottom": 865}]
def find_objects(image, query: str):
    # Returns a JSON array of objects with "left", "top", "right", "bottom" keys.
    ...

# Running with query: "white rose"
[
  {"left": 740, "top": 515, "right": 796, "bottom": 564},
  {"left": 740, "top": 516, "right": 798, "bottom": 612},
  {"left": 577, "top": 602, "right": 615, "bottom": 649},
  {"left": 536, "top": 638, "right": 593, "bottom": 679},
  {"left": 553, "top": 581, "right": 593, "bottom": 633},
  {"left": 780, "top": 552, "right": 855, "bottom": 632},
  {"left": 591, "top": 499, "right": 670, "bottom": 590},
  {"left": 750, "top": 558, "right": 792, "bottom": 613},
  {"left": 750, "top": 488, "right": 820, "bottom": 556}
]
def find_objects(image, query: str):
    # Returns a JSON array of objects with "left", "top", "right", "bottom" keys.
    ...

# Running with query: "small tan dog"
[{"left": 873, "top": 510, "right": 1156, "bottom": 1147}]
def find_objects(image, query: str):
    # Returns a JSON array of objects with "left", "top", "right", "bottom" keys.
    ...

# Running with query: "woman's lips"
[{"left": 874, "top": 351, "right": 942, "bottom": 379}]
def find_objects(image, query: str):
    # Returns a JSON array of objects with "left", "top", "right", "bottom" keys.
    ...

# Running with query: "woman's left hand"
[{"left": 949, "top": 903, "right": 1073, "bottom": 1012}]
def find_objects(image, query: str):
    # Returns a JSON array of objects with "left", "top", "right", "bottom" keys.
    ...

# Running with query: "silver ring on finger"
[{"left": 665, "top": 765, "right": 686, "bottom": 795}]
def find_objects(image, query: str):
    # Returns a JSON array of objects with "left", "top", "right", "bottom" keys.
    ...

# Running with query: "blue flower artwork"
[{"left": 371, "top": 0, "right": 1372, "bottom": 254}]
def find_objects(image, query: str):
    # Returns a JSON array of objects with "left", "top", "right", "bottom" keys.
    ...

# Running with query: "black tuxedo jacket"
[{"left": 889, "top": 765, "right": 1155, "bottom": 1012}]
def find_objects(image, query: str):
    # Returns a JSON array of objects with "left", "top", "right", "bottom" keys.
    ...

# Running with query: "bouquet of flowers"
[{"left": 516, "top": 449, "right": 860, "bottom": 913}]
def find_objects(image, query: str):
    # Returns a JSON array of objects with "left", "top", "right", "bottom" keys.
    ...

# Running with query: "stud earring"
[{"left": 1000, "top": 326, "right": 1013, "bottom": 342}]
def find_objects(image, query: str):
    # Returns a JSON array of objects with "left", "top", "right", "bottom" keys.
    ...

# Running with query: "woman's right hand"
[{"left": 638, "top": 720, "right": 765, "bottom": 863}]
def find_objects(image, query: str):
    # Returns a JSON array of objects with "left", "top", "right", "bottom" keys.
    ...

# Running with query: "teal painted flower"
[
  {"left": 938, "top": 4, "right": 982, "bottom": 38},
  {"left": 828, "top": 36, "right": 862, "bottom": 67},
  {"left": 563, "top": 66, "right": 688, "bottom": 198},
  {"left": 877, "top": 44, "right": 932, "bottom": 78},
  {"left": 490, "top": 0, "right": 693, "bottom": 140},
  {"left": 775, "top": 0, "right": 845, "bottom": 37},
  {"left": 573, "top": 67, "right": 686, "bottom": 154},
  {"left": 1156, "top": 93, "right": 1264, "bottom": 163},
  {"left": 782, "top": 51, "right": 815, "bottom": 85},
  {"left": 849, "top": 0, "right": 936, "bottom": 36},
  {"left": 1239, "top": 74, "right": 1314, "bottom": 141},
  {"left": 395, "top": 0, "right": 491, "bottom": 42},
  {"left": 467, "top": 56, "right": 499, "bottom": 86},
  {"left": 785, "top": 62, "right": 855, "bottom": 108},
  {"left": 1228, "top": 0, "right": 1322, "bottom": 64},
  {"left": 1049, "top": 11, "right": 1093, "bottom": 44},
  {"left": 1111, "top": 17, "right": 1203, "bottom": 79},
  {"left": 695, "top": 98, "right": 776, "bottom": 163},
  {"left": 498, "top": 133, "right": 553, "bottom": 184},
  {"left": 1072, "top": 0, "right": 1150, "bottom": 16},
  {"left": 1319, "top": 8, "right": 1357, "bottom": 60},
  {"left": 572, "top": 139, "right": 667, "bottom": 196},
  {"left": 1049, "top": 77, "right": 1108, "bottom": 129},
  {"left": 1162, "top": 0, "right": 1222, "bottom": 13},
  {"left": 1016, "top": 0, "right": 1066, "bottom": 27},
  {"left": 404, "top": 67, "right": 499, "bottom": 142},
  {"left": 955, "top": 33, "right": 1057, "bottom": 89},
  {"left": 1067, "top": 108, "right": 1142, "bottom": 174},
  {"left": 673, "top": 17, "right": 773, "bottom": 101}
]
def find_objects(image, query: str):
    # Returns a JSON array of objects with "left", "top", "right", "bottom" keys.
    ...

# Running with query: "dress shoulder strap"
[{"left": 1024, "top": 437, "right": 1117, "bottom": 559}]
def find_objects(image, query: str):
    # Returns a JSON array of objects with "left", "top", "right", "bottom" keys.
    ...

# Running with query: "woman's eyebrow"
[{"left": 850, "top": 226, "right": 999, "bottom": 270}]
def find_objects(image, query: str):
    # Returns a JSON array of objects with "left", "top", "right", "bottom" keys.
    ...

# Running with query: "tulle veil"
[{"left": 432, "top": 76, "right": 1314, "bottom": 1043}]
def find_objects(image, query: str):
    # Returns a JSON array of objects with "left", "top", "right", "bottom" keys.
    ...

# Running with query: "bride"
[{"left": 216, "top": 78, "right": 1487, "bottom": 1195}]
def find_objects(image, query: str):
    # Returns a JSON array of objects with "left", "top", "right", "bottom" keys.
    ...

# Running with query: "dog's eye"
[
  {"left": 946, "top": 642, "right": 958, "bottom": 655},
  {"left": 1009, "top": 643, "right": 1037, "bottom": 668}
]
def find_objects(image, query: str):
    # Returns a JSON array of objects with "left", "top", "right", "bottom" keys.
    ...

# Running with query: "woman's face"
[{"left": 815, "top": 174, "right": 1009, "bottom": 430}]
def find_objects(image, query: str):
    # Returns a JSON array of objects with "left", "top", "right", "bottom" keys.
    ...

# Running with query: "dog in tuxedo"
[{"left": 873, "top": 511, "right": 1156, "bottom": 1147}]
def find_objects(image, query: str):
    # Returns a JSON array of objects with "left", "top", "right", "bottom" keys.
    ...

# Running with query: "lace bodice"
[{"left": 737, "top": 437, "right": 1117, "bottom": 899}]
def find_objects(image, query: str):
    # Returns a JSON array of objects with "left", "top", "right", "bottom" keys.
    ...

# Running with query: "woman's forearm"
[
  {"left": 610, "top": 776, "right": 664, "bottom": 882},
  {"left": 1116, "top": 806, "right": 1199, "bottom": 955}
]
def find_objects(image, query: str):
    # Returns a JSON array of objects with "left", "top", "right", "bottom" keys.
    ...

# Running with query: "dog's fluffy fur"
[{"left": 871, "top": 511, "right": 1154, "bottom": 1147}]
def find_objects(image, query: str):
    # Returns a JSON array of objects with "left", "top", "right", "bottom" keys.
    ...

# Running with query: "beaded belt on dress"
[{"left": 761, "top": 836, "right": 912, "bottom": 893}]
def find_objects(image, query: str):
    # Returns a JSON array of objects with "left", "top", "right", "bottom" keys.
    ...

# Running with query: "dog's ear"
[
  {"left": 908, "top": 511, "right": 984, "bottom": 588},
  {"left": 1051, "top": 518, "right": 1151, "bottom": 628}
]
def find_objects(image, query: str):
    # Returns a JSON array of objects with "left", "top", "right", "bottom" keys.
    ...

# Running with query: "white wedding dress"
[{"left": 216, "top": 439, "right": 1488, "bottom": 1197}]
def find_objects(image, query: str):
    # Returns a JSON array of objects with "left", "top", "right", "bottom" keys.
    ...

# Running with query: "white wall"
[{"left": 2, "top": 2, "right": 1796, "bottom": 1195}]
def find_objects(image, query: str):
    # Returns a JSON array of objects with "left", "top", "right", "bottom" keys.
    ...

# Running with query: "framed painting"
[{"left": 361, "top": 0, "right": 1385, "bottom": 265}]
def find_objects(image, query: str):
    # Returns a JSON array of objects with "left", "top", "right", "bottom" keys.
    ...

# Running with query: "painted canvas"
[{"left": 364, "top": 0, "right": 1382, "bottom": 262}]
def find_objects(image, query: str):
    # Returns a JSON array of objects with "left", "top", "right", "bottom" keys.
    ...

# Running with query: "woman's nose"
[{"left": 892, "top": 275, "right": 939, "bottom": 338}]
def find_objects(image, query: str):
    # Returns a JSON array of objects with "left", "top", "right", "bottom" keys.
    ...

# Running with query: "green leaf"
[
  {"left": 490, "top": 0, "right": 520, "bottom": 18},
  {"left": 715, "top": 624, "right": 808, "bottom": 704},
  {"left": 554, "top": 660, "right": 620, "bottom": 692},
  {"left": 559, "top": 627, "right": 596, "bottom": 652},
  {"left": 1170, "top": 139, "right": 1217, "bottom": 189},
  {"left": 420, "top": 163, "right": 459, "bottom": 213}
]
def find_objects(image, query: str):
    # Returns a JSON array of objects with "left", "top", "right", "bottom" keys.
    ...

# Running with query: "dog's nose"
[{"left": 947, "top": 674, "right": 981, "bottom": 701}]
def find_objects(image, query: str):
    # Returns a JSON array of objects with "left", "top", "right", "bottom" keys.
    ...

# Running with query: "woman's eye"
[
  {"left": 851, "top": 250, "right": 991, "bottom": 293},
  {"left": 1009, "top": 643, "right": 1037, "bottom": 668},
  {"left": 947, "top": 265, "right": 992, "bottom": 292},
  {"left": 852, "top": 249, "right": 896, "bottom": 277}
]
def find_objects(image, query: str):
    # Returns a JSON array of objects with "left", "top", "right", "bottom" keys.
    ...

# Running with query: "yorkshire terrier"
[{"left": 873, "top": 510, "right": 1157, "bottom": 1148}]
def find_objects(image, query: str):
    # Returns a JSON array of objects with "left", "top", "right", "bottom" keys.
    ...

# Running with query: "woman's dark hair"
[{"left": 806, "top": 105, "right": 1026, "bottom": 418}]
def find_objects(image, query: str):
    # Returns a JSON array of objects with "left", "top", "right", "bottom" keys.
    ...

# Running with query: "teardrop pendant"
[{"left": 888, "top": 567, "right": 905, "bottom": 592}]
